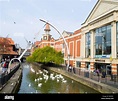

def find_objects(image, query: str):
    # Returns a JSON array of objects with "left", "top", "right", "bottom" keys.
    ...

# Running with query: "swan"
[
  {"left": 30, "top": 67, "right": 35, "bottom": 73},
  {"left": 62, "top": 80, "right": 67, "bottom": 83},
  {"left": 28, "top": 83, "right": 31, "bottom": 87},
  {"left": 38, "top": 83, "right": 42, "bottom": 87}
]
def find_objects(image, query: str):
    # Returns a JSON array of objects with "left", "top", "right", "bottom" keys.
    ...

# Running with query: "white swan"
[
  {"left": 30, "top": 67, "right": 35, "bottom": 73},
  {"left": 38, "top": 83, "right": 42, "bottom": 87},
  {"left": 28, "top": 83, "right": 31, "bottom": 87}
]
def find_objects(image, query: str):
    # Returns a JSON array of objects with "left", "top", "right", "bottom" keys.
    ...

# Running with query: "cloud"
[
  {"left": 0, "top": 0, "right": 10, "bottom": 2},
  {"left": 13, "top": 32, "right": 24, "bottom": 37},
  {"left": 80, "top": 0, "right": 91, "bottom": 2}
]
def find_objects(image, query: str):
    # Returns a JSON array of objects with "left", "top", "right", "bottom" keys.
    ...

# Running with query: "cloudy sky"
[{"left": 0, "top": 0, "right": 97, "bottom": 48}]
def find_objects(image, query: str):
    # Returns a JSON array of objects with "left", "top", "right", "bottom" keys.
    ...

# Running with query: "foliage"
[{"left": 26, "top": 46, "right": 64, "bottom": 65}]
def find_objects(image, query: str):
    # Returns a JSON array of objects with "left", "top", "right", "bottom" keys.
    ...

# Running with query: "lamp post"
[{"left": 39, "top": 19, "right": 70, "bottom": 67}]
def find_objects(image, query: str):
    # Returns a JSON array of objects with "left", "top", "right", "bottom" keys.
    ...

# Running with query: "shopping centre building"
[
  {"left": 81, "top": 0, "right": 118, "bottom": 75},
  {"left": 33, "top": 0, "right": 118, "bottom": 76}
]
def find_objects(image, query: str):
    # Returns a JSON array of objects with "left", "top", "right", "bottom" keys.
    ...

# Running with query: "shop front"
[{"left": 94, "top": 62, "right": 111, "bottom": 75}]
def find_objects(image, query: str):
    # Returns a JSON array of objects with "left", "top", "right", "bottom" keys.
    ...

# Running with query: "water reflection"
[{"left": 18, "top": 62, "right": 99, "bottom": 94}]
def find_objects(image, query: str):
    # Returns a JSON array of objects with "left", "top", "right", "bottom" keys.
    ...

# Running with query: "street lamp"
[{"left": 39, "top": 19, "right": 70, "bottom": 67}]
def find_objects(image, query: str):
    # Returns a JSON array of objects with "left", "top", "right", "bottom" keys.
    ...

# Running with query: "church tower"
[{"left": 42, "top": 23, "right": 52, "bottom": 41}]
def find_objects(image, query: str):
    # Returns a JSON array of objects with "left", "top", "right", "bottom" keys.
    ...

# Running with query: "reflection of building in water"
[{"left": 32, "top": 0, "right": 118, "bottom": 77}]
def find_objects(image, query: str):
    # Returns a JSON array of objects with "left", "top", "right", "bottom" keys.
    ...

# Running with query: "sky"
[{"left": 0, "top": 0, "right": 98, "bottom": 49}]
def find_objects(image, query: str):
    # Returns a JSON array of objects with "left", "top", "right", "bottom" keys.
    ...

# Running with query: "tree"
[{"left": 26, "top": 46, "right": 64, "bottom": 65}]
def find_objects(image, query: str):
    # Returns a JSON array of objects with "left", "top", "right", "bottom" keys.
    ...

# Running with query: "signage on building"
[
  {"left": 95, "top": 59, "right": 105, "bottom": 62},
  {"left": 95, "top": 55, "right": 110, "bottom": 58}
]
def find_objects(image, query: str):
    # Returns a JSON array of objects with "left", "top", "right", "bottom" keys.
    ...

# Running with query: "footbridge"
[{"left": 7, "top": 41, "right": 32, "bottom": 73}]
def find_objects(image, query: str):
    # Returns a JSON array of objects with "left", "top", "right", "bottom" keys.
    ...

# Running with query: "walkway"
[
  {"left": 0, "top": 62, "right": 19, "bottom": 75},
  {"left": 74, "top": 67, "right": 118, "bottom": 89},
  {"left": 48, "top": 65, "right": 118, "bottom": 93},
  {"left": 0, "top": 62, "right": 20, "bottom": 90}
]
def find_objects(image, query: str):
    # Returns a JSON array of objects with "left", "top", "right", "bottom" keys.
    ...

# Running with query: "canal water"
[{"left": 18, "top": 62, "right": 99, "bottom": 94}]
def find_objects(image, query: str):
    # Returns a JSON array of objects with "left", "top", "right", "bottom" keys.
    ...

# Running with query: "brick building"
[
  {"left": 0, "top": 37, "right": 18, "bottom": 61},
  {"left": 32, "top": 0, "right": 118, "bottom": 76}
]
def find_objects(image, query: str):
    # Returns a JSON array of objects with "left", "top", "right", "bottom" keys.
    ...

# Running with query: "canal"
[{"left": 18, "top": 62, "right": 99, "bottom": 94}]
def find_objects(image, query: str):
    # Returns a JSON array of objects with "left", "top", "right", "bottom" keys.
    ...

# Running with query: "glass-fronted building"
[{"left": 81, "top": 0, "right": 118, "bottom": 76}]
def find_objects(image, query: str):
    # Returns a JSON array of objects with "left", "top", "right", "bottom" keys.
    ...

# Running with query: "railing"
[
  {"left": 62, "top": 66, "right": 118, "bottom": 88},
  {"left": 0, "top": 63, "right": 20, "bottom": 88}
]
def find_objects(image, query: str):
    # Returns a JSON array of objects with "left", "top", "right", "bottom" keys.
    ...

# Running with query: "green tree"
[{"left": 26, "top": 46, "right": 64, "bottom": 65}]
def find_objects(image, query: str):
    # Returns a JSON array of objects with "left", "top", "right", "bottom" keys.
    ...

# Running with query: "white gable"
[
  {"left": 62, "top": 31, "right": 68, "bottom": 37},
  {"left": 84, "top": 0, "right": 118, "bottom": 24}
]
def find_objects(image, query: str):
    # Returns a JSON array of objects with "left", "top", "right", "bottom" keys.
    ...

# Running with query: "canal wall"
[
  {"left": 3, "top": 62, "right": 117, "bottom": 94},
  {"left": 24, "top": 62, "right": 118, "bottom": 93},
  {"left": 0, "top": 65, "right": 22, "bottom": 93},
  {"left": 48, "top": 67, "right": 118, "bottom": 93}
]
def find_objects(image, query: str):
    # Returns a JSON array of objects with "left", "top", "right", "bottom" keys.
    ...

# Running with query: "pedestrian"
[
  {"left": 101, "top": 69, "right": 106, "bottom": 78},
  {"left": 93, "top": 69, "right": 97, "bottom": 76},
  {"left": 110, "top": 73, "right": 113, "bottom": 81},
  {"left": 1, "top": 59, "right": 4, "bottom": 71},
  {"left": 68, "top": 64, "right": 72, "bottom": 72},
  {"left": 66, "top": 63, "right": 69, "bottom": 71},
  {"left": 6, "top": 56, "right": 10, "bottom": 69},
  {"left": 1, "top": 59, "right": 7, "bottom": 74},
  {"left": 96, "top": 68, "right": 100, "bottom": 76},
  {"left": 72, "top": 66, "right": 76, "bottom": 74}
]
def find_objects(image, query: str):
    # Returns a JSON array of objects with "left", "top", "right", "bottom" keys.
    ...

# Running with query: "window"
[
  {"left": 95, "top": 25, "right": 111, "bottom": 57},
  {"left": 85, "top": 32, "right": 91, "bottom": 58},
  {"left": 116, "top": 22, "right": 118, "bottom": 57},
  {"left": 76, "top": 61, "right": 81, "bottom": 68}
]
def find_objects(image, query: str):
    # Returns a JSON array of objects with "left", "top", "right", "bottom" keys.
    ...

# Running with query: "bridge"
[
  {"left": 20, "top": 49, "right": 31, "bottom": 62},
  {"left": 7, "top": 41, "right": 32, "bottom": 73}
]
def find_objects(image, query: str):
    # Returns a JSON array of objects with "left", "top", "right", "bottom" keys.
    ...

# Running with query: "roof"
[
  {"left": 0, "top": 37, "right": 18, "bottom": 55},
  {"left": 74, "top": 29, "right": 81, "bottom": 35},
  {"left": 0, "top": 51, "right": 18, "bottom": 55},
  {"left": 82, "top": 0, "right": 118, "bottom": 26},
  {"left": 0, "top": 37, "right": 15, "bottom": 45},
  {"left": 81, "top": 0, "right": 99, "bottom": 25},
  {"left": 65, "top": 31, "right": 73, "bottom": 35},
  {"left": 44, "top": 23, "right": 51, "bottom": 31},
  {"left": 61, "top": 30, "right": 74, "bottom": 38},
  {"left": 34, "top": 41, "right": 41, "bottom": 46}
]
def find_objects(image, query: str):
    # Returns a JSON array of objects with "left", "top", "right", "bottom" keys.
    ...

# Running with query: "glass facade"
[
  {"left": 95, "top": 25, "right": 111, "bottom": 58},
  {"left": 117, "top": 22, "right": 118, "bottom": 58},
  {"left": 85, "top": 32, "right": 91, "bottom": 58}
]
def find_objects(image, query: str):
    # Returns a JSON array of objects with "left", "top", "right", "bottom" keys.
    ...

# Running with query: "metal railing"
[
  {"left": 62, "top": 66, "right": 118, "bottom": 89},
  {"left": 0, "top": 63, "right": 20, "bottom": 88}
]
